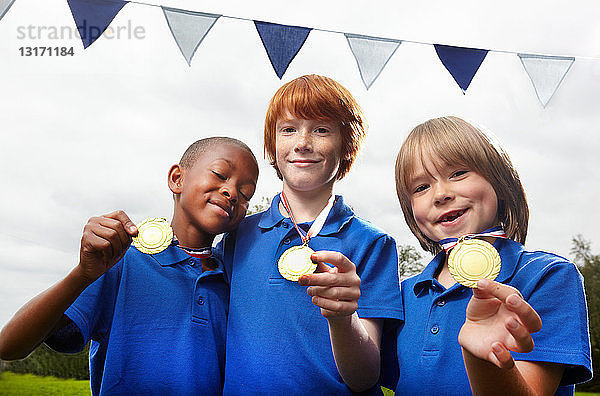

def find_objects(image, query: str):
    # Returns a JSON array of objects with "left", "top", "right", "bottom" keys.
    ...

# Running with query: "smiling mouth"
[
  {"left": 437, "top": 209, "right": 467, "bottom": 223},
  {"left": 209, "top": 200, "right": 232, "bottom": 218}
]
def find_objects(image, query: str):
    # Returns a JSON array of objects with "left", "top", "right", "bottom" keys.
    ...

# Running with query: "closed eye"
[
  {"left": 452, "top": 170, "right": 469, "bottom": 178},
  {"left": 212, "top": 171, "right": 226, "bottom": 181}
]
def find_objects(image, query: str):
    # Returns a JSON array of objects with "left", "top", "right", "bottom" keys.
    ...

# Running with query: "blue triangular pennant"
[
  {"left": 66, "top": 0, "right": 128, "bottom": 49},
  {"left": 434, "top": 44, "right": 488, "bottom": 93},
  {"left": 254, "top": 21, "right": 312, "bottom": 79},
  {"left": 0, "top": 0, "right": 16, "bottom": 21},
  {"left": 162, "top": 7, "right": 220, "bottom": 66}
]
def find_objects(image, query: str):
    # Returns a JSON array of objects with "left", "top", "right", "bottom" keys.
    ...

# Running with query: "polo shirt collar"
[
  {"left": 412, "top": 252, "right": 444, "bottom": 296},
  {"left": 412, "top": 237, "right": 524, "bottom": 296},
  {"left": 151, "top": 243, "right": 226, "bottom": 277},
  {"left": 258, "top": 193, "right": 354, "bottom": 235},
  {"left": 152, "top": 243, "right": 190, "bottom": 266}
]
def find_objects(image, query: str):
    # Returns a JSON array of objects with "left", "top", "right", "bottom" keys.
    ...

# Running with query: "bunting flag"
[
  {"left": 345, "top": 34, "right": 401, "bottom": 89},
  {"left": 0, "top": 0, "right": 15, "bottom": 21},
  {"left": 518, "top": 54, "right": 575, "bottom": 107},
  {"left": 0, "top": 1, "right": 586, "bottom": 107},
  {"left": 162, "top": 7, "right": 220, "bottom": 66},
  {"left": 254, "top": 21, "right": 312, "bottom": 79},
  {"left": 434, "top": 44, "right": 489, "bottom": 93},
  {"left": 66, "top": 0, "right": 128, "bottom": 49}
]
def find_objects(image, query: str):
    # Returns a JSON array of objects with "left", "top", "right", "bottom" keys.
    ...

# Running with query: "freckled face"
[
  {"left": 408, "top": 153, "right": 499, "bottom": 242},
  {"left": 275, "top": 113, "right": 342, "bottom": 194},
  {"left": 177, "top": 145, "right": 258, "bottom": 234}
]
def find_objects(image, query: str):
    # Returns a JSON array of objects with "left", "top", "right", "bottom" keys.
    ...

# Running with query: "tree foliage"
[
  {"left": 571, "top": 235, "right": 600, "bottom": 391},
  {"left": 2, "top": 343, "right": 90, "bottom": 380},
  {"left": 247, "top": 196, "right": 271, "bottom": 216},
  {"left": 398, "top": 244, "right": 426, "bottom": 280}
]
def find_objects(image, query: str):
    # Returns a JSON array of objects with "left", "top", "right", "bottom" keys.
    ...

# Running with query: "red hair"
[{"left": 264, "top": 75, "right": 366, "bottom": 180}]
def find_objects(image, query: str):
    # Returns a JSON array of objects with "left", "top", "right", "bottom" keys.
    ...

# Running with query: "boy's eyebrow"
[{"left": 216, "top": 157, "right": 258, "bottom": 185}]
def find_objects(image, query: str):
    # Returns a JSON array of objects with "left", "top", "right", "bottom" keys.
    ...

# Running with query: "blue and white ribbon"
[
  {"left": 439, "top": 226, "right": 506, "bottom": 253},
  {"left": 174, "top": 239, "right": 212, "bottom": 258}
]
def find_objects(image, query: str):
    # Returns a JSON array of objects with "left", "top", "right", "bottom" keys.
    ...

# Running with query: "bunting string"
[{"left": 2, "top": 0, "right": 598, "bottom": 107}]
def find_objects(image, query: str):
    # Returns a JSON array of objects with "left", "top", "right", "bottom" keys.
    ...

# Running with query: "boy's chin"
[{"left": 203, "top": 220, "right": 238, "bottom": 235}]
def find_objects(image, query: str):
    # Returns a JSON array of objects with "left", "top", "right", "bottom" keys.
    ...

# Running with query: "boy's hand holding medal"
[
  {"left": 78, "top": 210, "right": 138, "bottom": 285},
  {"left": 299, "top": 251, "right": 361, "bottom": 318},
  {"left": 459, "top": 279, "right": 542, "bottom": 369},
  {"left": 277, "top": 192, "right": 360, "bottom": 318}
]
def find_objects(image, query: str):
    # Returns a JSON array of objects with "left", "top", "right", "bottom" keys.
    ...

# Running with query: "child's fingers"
[
  {"left": 476, "top": 279, "right": 523, "bottom": 300},
  {"left": 505, "top": 317, "right": 535, "bottom": 353},
  {"left": 490, "top": 342, "right": 515, "bottom": 369},
  {"left": 299, "top": 270, "right": 359, "bottom": 288},
  {"left": 310, "top": 251, "right": 356, "bottom": 274},
  {"left": 311, "top": 295, "right": 358, "bottom": 316},
  {"left": 92, "top": 221, "right": 130, "bottom": 257},
  {"left": 105, "top": 210, "right": 138, "bottom": 236},
  {"left": 312, "top": 261, "right": 334, "bottom": 274},
  {"left": 307, "top": 285, "right": 360, "bottom": 301},
  {"left": 81, "top": 232, "right": 113, "bottom": 258},
  {"left": 505, "top": 294, "right": 542, "bottom": 333}
]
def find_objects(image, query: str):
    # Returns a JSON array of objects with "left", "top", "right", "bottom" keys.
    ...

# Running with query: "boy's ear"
[{"left": 168, "top": 164, "right": 183, "bottom": 194}]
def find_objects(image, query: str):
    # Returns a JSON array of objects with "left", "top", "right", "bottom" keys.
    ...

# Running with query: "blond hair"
[{"left": 395, "top": 116, "right": 528, "bottom": 254}]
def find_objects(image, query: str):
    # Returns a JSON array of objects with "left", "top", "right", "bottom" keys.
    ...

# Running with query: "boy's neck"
[
  {"left": 170, "top": 213, "right": 215, "bottom": 249},
  {"left": 279, "top": 183, "right": 334, "bottom": 223}
]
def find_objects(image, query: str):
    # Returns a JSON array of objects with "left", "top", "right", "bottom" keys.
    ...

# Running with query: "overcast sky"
[{"left": 1, "top": 0, "right": 599, "bottom": 328}]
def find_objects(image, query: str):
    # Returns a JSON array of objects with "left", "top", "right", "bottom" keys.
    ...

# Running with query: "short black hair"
[{"left": 179, "top": 137, "right": 257, "bottom": 170}]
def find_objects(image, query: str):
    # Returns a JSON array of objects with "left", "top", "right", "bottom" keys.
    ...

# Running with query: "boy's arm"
[
  {"left": 459, "top": 279, "right": 564, "bottom": 396},
  {"left": 0, "top": 211, "right": 137, "bottom": 360},
  {"left": 299, "top": 251, "right": 382, "bottom": 392}
]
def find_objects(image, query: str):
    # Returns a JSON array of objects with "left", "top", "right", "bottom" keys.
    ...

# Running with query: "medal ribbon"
[
  {"left": 174, "top": 239, "right": 212, "bottom": 258},
  {"left": 280, "top": 192, "right": 335, "bottom": 245},
  {"left": 439, "top": 226, "right": 506, "bottom": 253}
]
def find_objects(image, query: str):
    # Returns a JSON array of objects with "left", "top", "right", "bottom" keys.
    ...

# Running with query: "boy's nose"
[
  {"left": 294, "top": 129, "right": 313, "bottom": 151},
  {"left": 221, "top": 186, "right": 238, "bottom": 205},
  {"left": 433, "top": 183, "right": 454, "bottom": 205}
]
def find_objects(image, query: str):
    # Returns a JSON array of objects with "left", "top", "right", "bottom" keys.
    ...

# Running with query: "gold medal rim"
[
  {"left": 132, "top": 217, "right": 173, "bottom": 255},
  {"left": 448, "top": 238, "right": 501, "bottom": 288},
  {"left": 278, "top": 245, "right": 317, "bottom": 282}
]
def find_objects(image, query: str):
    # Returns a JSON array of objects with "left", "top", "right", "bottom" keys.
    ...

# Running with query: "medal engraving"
[
  {"left": 448, "top": 238, "right": 501, "bottom": 288},
  {"left": 132, "top": 217, "right": 173, "bottom": 254},
  {"left": 278, "top": 245, "right": 317, "bottom": 282}
]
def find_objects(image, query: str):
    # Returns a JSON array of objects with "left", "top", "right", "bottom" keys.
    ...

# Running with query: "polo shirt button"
[
  {"left": 431, "top": 325, "right": 439, "bottom": 334},
  {"left": 197, "top": 296, "right": 204, "bottom": 305},
  {"left": 283, "top": 238, "right": 291, "bottom": 244},
  {"left": 437, "top": 299, "right": 446, "bottom": 306},
  {"left": 283, "top": 223, "right": 290, "bottom": 228}
]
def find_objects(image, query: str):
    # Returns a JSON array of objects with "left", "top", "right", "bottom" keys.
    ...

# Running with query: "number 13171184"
[{"left": 19, "top": 47, "right": 75, "bottom": 56}]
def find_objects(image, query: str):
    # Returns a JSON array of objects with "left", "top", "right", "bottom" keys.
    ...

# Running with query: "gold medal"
[
  {"left": 278, "top": 245, "right": 317, "bottom": 282},
  {"left": 448, "top": 238, "right": 501, "bottom": 288},
  {"left": 132, "top": 217, "right": 173, "bottom": 254}
]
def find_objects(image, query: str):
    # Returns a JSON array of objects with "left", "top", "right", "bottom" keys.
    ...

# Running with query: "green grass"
[
  {"left": 0, "top": 372, "right": 91, "bottom": 395},
  {"left": 0, "top": 372, "right": 598, "bottom": 395}
]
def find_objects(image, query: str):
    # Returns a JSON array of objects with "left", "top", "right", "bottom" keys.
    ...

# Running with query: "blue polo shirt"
[
  {"left": 217, "top": 194, "right": 403, "bottom": 395},
  {"left": 46, "top": 244, "right": 228, "bottom": 396},
  {"left": 388, "top": 238, "right": 591, "bottom": 395}
]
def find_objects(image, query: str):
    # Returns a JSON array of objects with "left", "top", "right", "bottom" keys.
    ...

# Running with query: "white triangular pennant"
[
  {"left": 0, "top": 0, "right": 16, "bottom": 21},
  {"left": 162, "top": 7, "right": 220, "bottom": 66},
  {"left": 518, "top": 53, "right": 574, "bottom": 108},
  {"left": 345, "top": 33, "right": 401, "bottom": 89}
]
